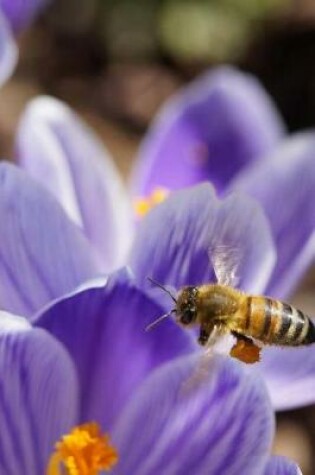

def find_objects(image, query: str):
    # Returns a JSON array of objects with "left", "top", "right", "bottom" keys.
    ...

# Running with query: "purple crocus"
[
  {"left": 131, "top": 66, "right": 315, "bottom": 302},
  {"left": 130, "top": 66, "right": 315, "bottom": 411},
  {"left": 15, "top": 84, "right": 315, "bottom": 412},
  {"left": 17, "top": 95, "right": 134, "bottom": 273},
  {"left": 131, "top": 66, "right": 286, "bottom": 197},
  {"left": 0, "top": 163, "right": 300, "bottom": 474},
  {"left": 0, "top": 0, "right": 51, "bottom": 33},
  {"left": 0, "top": 0, "right": 51, "bottom": 86}
]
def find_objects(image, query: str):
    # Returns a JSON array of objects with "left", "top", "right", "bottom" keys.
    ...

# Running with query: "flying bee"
[{"left": 147, "top": 245, "right": 315, "bottom": 364}]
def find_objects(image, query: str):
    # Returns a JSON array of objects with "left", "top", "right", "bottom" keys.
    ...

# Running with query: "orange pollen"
[
  {"left": 46, "top": 422, "right": 118, "bottom": 475},
  {"left": 230, "top": 339, "right": 261, "bottom": 364},
  {"left": 134, "top": 187, "right": 169, "bottom": 218}
]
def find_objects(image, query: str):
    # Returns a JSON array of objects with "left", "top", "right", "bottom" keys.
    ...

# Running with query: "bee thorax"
[{"left": 197, "top": 284, "right": 240, "bottom": 322}]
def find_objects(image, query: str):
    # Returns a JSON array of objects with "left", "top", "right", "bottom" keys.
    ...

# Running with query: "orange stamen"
[
  {"left": 134, "top": 187, "right": 169, "bottom": 218},
  {"left": 46, "top": 422, "right": 118, "bottom": 475}
]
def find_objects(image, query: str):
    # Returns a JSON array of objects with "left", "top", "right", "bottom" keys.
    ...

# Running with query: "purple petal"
[
  {"left": 35, "top": 269, "right": 195, "bottom": 430},
  {"left": 131, "top": 66, "right": 285, "bottom": 198},
  {"left": 0, "top": 10, "right": 17, "bottom": 85},
  {"left": 230, "top": 132, "right": 315, "bottom": 299},
  {"left": 264, "top": 456, "right": 302, "bottom": 475},
  {"left": 0, "top": 163, "right": 101, "bottom": 317},
  {"left": 257, "top": 345, "right": 315, "bottom": 410},
  {"left": 0, "top": 312, "right": 78, "bottom": 475},
  {"left": 130, "top": 183, "right": 276, "bottom": 294},
  {"left": 0, "top": 0, "right": 52, "bottom": 32},
  {"left": 17, "top": 96, "right": 134, "bottom": 272},
  {"left": 112, "top": 354, "right": 274, "bottom": 475}
]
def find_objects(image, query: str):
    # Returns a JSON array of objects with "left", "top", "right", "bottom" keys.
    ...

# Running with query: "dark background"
[{"left": 2, "top": 1, "right": 315, "bottom": 472}]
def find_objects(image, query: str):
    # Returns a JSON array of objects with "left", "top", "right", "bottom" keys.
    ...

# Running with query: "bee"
[{"left": 147, "top": 245, "right": 315, "bottom": 364}]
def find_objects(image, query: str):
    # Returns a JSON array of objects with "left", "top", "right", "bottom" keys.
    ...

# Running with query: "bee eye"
[{"left": 180, "top": 307, "right": 196, "bottom": 325}]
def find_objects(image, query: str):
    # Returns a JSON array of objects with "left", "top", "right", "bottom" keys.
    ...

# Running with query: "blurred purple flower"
[
  {"left": 131, "top": 66, "right": 286, "bottom": 197},
  {"left": 17, "top": 70, "right": 315, "bottom": 302},
  {"left": 0, "top": 0, "right": 52, "bottom": 86},
  {"left": 17, "top": 96, "right": 134, "bottom": 273},
  {"left": 264, "top": 457, "right": 302, "bottom": 475},
  {"left": 0, "top": 10, "right": 17, "bottom": 86},
  {"left": 14, "top": 88, "right": 315, "bottom": 411},
  {"left": 0, "top": 164, "right": 297, "bottom": 474},
  {"left": 132, "top": 66, "right": 315, "bottom": 301},
  {"left": 0, "top": 0, "right": 51, "bottom": 85},
  {"left": 0, "top": 0, "right": 51, "bottom": 33}
]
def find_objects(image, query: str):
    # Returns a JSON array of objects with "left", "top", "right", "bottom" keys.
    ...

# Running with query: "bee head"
[
  {"left": 176, "top": 286, "right": 198, "bottom": 326},
  {"left": 145, "top": 278, "right": 199, "bottom": 331}
]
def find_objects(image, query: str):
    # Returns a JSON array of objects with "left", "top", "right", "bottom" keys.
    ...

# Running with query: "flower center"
[
  {"left": 134, "top": 187, "right": 169, "bottom": 218},
  {"left": 46, "top": 422, "right": 118, "bottom": 475}
]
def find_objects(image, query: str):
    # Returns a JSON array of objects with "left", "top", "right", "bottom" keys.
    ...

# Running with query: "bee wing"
[
  {"left": 180, "top": 326, "right": 229, "bottom": 394},
  {"left": 208, "top": 244, "right": 242, "bottom": 287}
]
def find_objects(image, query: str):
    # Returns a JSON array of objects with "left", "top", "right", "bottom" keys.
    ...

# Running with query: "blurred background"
[{"left": 2, "top": 0, "right": 315, "bottom": 473}]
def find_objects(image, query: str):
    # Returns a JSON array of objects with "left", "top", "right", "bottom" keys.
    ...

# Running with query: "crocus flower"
[
  {"left": 0, "top": 0, "right": 52, "bottom": 86},
  {"left": 129, "top": 66, "right": 315, "bottom": 411},
  {"left": 0, "top": 306, "right": 297, "bottom": 475},
  {"left": 133, "top": 180, "right": 315, "bottom": 410},
  {"left": 0, "top": 163, "right": 301, "bottom": 474},
  {"left": 0, "top": 146, "right": 312, "bottom": 446},
  {"left": 0, "top": 0, "right": 51, "bottom": 33},
  {"left": 131, "top": 66, "right": 286, "bottom": 197},
  {"left": 14, "top": 81, "right": 315, "bottom": 412},
  {"left": 17, "top": 95, "right": 134, "bottom": 273},
  {"left": 131, "top": 66, "right": 315, "bottom": 302}
]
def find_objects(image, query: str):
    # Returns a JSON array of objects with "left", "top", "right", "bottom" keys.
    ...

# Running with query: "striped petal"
[
  {"left": 257, "top": 345, "right": 315, "bottom": 410},
  {"left": 131, "top": 66, "right": 285, "bottom": 199},
  {"left": 112, "top": 354, "right": 274, "bottom": 475},
  {"left": 264, "top": 456, "right": 302, "bottom": 475},
  {"left": 0, "top": 163, "right": 100, "bottom": 317},
  {"left": 0, "top": 312, "right": 78, "bottom": 475},
  {"left": 17, "top": 96, "right": 134, "bottom": 272},
  {"left": 230, "top": 132, "right": 315, "bottom": 299},
  {"left": 35, "top": 269, "right": 195, "bottom": 429},
  {"left": 130, "top": 183, "right": 276, "bottom": 294}
]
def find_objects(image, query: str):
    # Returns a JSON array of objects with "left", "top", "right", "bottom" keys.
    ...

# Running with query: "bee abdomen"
[
  {"left": 244, "top": 297, "right": 314, "bottom": 346},
  {"left": 303, "top": 317, "right": 315, "bottom": 344}
]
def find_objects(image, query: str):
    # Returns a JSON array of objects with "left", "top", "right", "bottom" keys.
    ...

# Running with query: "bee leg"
[
  {"left": 198, "top": 322, "right": 217, "bottom": 346},
  {"left": 230, "top": 332, "right": 261, "bottom": 364},
  {"left": 231, "top": 331, "right": 252, "bottom": 343},
  {"left": 198, "top": 327, "right": 211, "bottom": 346}
]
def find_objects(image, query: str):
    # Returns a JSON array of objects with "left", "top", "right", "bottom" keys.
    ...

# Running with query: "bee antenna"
[
  {"left": 145, "top": 309, "right": 176, "bottom": 332},
  {"left": 147, "top": 277, "right": 177, "bottom": 303}
]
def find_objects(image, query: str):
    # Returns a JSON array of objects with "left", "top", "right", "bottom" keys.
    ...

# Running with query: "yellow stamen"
[
  {"left": 134, "top": 187, "right": 169, "bottom": 218},
  {"left": 46, "top": 422, "right": 118, "bottom": 475}
]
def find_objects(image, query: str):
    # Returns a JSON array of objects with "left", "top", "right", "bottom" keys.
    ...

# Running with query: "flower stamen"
[
  {"left": 47, "top": 422, "right": 118, "bottom": 475},
  {"left": 134, "top": 187, "right": 169, "bottom": 218}
]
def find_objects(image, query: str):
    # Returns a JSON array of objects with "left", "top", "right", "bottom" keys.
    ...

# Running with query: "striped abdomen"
[{"left": 240, "top": 296, "right": 315, "bottom": 346}]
